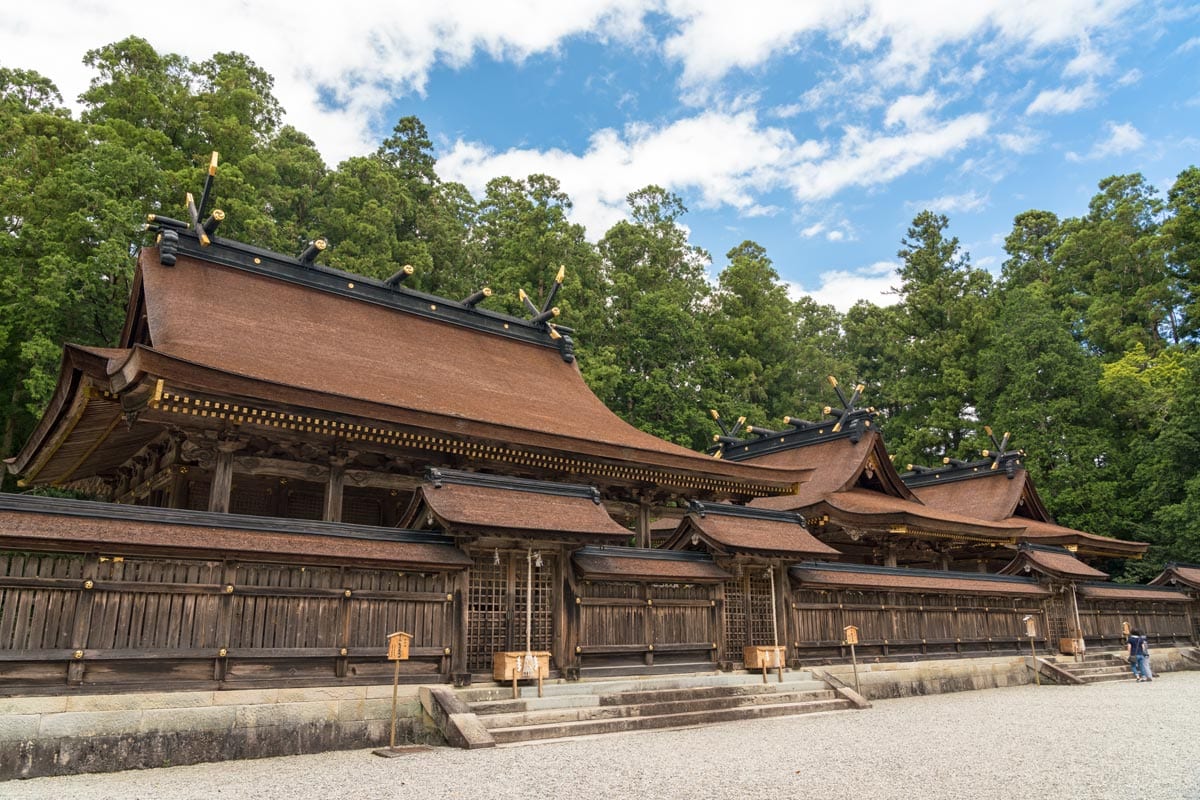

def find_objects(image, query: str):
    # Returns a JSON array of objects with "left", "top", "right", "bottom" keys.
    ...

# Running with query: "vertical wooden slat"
[{"left": 67, "top": 553, "right": 100, "bottom": 685}]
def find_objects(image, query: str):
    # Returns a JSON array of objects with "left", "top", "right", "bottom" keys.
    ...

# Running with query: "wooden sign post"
[
  {"left": 1023, "top": 615, "right": 1040, "bottom": 686},
  {"left": 373, "top": 631, "right": 412, "bottom": 757},
  {"left": 844, "top": 625, "right": 860, "bottom": 695}
]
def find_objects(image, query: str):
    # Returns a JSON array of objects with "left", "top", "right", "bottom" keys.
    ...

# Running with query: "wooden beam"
[
  {"left": 323, "top": 461, "right": 345, "bottom": 523},
  {"left": 208, "top": 449, "right": 234, "bottom": 514}
]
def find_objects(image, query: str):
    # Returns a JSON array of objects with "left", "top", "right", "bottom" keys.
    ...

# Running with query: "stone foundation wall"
[
  {"left": 0, "top": 685, "right": 437, "bottom": 782},
  {"left": 820, "top": 655, "right": 1037, "bottom": 700}
]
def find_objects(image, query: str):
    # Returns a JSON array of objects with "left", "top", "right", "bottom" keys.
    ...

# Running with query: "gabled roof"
[
  {"left": 573, "top": 546, "right": 731, "bottom": 582},
  {"left": 742, "top": 429, "right": 916, "bottom": 507},
  {"left": 904, "top": 458, "right": 1146, "bottom": 559},
  {"left": 660, "top": 501, "right": 841, "bottom": 558},
  {"left": 906, "top": 460, "right": 1051, "bottom": 522},
  {"left": 10, "top": 237, "right": 811, "bottom": 497},
  {"left": 763, "top": 488, "right": 1023, "bottom": 544},
  {"left": 999, "top": 543, "right": 1109, "bottom": 580},
  {"left": 400, "top": 469, "right": 631, "bottom": 543},
  {"left": 0, "top": 493, "right": 470, "bottom": 569},
  {"left": 789, "top": 561, "right": 1050, "bottom": 597},
  {"left": 1076, "top": 582, "right": 1192, "bottom": 603},
  {"left": 1149, "top": 563, "right": 1200, "bottom": 591}
]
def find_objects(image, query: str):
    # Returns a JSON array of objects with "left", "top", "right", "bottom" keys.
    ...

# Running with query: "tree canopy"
[{"left": 3, "top": 39, "right": 1199, "bottom": 578}]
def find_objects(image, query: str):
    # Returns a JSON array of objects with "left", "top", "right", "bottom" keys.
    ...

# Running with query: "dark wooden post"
[
  {"left": 636, "top": 501, "right": 651, "bottom": 549},
  {"left": 214, "top": 561, "right": 237, "bottom": 682},
  {"left": 714, "top": 580, "right": 726, "bottom": 665},
  {"left": 67, "top": 553, "right": 100, "bottom": 685},
  {"left": 551, "top": 548, "right": 567, "bottom": 674},
  {"left": 774, "top": 561, "right": 791, "bottom": 664},
  {"left": 208, "top": 447, "right": 234, "bottom": 513},
  {"left": 643, "top": 583, "right": 655, "bottom": 667},
  {"left": 323, "top": 461, "right": 346, "bottom": 522},
  {"left": 883, "top": 545, "right": 897, "bottom": 569},
  {"left": 452, "top": 568, "right": 469, "bottom": 681}
]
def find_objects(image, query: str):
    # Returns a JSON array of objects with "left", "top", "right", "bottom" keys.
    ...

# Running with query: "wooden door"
[{"left": 466, "top": 550, "right": 555, "bottom": 672}]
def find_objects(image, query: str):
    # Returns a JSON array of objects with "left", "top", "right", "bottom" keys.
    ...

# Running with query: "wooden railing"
[{"left": 0, "top": 550, "right": 456, "bottom": 693}]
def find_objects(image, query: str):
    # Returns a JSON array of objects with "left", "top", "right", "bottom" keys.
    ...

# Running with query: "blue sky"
[{"left": 5, "top": 1, "right": 1199, "bottom": 309}]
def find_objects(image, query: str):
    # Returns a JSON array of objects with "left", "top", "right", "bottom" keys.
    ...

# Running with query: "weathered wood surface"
[{"left": 0, "top": 550, "right": 454, "bottom": 693}]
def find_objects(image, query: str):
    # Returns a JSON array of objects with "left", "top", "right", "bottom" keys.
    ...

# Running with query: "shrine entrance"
[
  {"left": 722, "top": 569, "right": 777, "bottom": 661},
  {"left": 466, "top": 549, "right": 556, "bottom": 672}
]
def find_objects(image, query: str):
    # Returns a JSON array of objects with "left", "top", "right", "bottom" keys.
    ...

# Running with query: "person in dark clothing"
[{"left": 1127, "top": 628, "right": 1153, "bottom": 682}]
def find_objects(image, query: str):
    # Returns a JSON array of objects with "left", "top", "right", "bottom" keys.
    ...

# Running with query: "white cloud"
[
  {"left": 1025, "top": 81, "right": 1100, "bottom": 114},
  {"left": 997, "top": 129, "right": 1044, "bottom": 154},
  {"left": 1063, "top": 43, "right": 1112, "bottom": 78},
  {"left": 884, "top": 91, "right": 939, "bottom": 128},
  {"left": 909, "top": 190, "right": 989, "bottom": 214},
  {"left": 1176, "top": 36, "right": 1200, "bottom": 54},
  {"left": 789, "top": 261, "right": 901, "bottom": 312},
  {"left": 1116, "top": 68, "right": 1142, "bottom": 87},
  {"left": 1065, "top": 120, "right": 1145, "bottom": 161},
  {"left": 2, "top": 0, "right": 654, "bottom": 164}
]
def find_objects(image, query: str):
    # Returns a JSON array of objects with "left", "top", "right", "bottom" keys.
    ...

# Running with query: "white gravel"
[{"left": 7, "top": 672, "right": 1200, "bottom": 800}]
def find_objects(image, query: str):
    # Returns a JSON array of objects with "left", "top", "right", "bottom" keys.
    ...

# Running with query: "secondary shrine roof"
[
  {"left": 789, "top": 561, "right": 1051, "bottom": 597},
  {"left": 401, "top": 469, "right": 631, "bottom": 543},
  {"left": 1149, "top": 563, "right": 1200, "bottom": 591},
  {"left": 1075, "top": 582, "right": 1193, "bottom": 603},
  {"left": 660, "top": 502, "right": 840, "bottom": 558},
  {"left": 999, "top": 543, "right": 1109, "bottom": 580},
  {"left": 573, "top": 546, "right": 731, "bottom": 582},
  {"left": 0, "top": 493, "right": 471, "bottom": 570}
]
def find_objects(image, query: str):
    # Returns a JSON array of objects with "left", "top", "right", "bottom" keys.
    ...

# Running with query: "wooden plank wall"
[
  {"left": 789, "top": 588, "right": 1050, "bottom": 661},
  {"left": 0, "top": 550, "right": 455, "bottom": 694},
  {"left": 575, "top": 581, "right": 718, "bottom": 669},
  {"left": 1077, "top": 598, "right": 1194, "bottom": 648}
]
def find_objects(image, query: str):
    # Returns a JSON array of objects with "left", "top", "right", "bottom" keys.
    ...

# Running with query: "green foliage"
[{"left": 6, "top": 39, "right": 1200, "bottom": 577}]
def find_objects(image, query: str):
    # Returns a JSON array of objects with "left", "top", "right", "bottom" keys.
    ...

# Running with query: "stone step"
[
  {"left": 1059, "top": 665, "right": 1131, "bottom": 678},
  {"left": 580, "top": 661, "right": 718, "bottom": 679},
  {"left": 490, "top": 698, "right": 853, "bottom": 744},
  {"left": 457, "top": 670, "right": 814, "bottom": 704},
  {"left": 599, "top": 681, "right": 828, "bottom": 707},
  {"left": 479, "top": 689, "right": 841, "bottom": 729}
]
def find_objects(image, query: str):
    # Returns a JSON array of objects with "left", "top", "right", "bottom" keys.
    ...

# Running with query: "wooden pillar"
[
  {"left": 883, "top": 545, "right": 898, "bottom": 569},
  {"left": 643, "top": 582, "right": 655, "bottom": 666},
  {"left": 208, "top": 448, "right": 235, "bottom": 514},
  {"left": 551, "top": 548, "right": 568, "bottom": 673},
  {"left": 168, "top": 467, "right": 188, "bottom": 510},
  {"left": 938, "top": 553, "right": 951, "bottom": 571},
  {"left": 636, "top": 501, "right": 651, "bottom": 549},
  {"left": 452, "top": 568, "right": 469, "bottom": 679},
  {"left": 774, "top": 561, "right": 791, "bottom": 662},
  {"left": 323, "top": 461, "right": 346, "bottom": 522},
  {"left": 67, "top": 553, "right": 100, "bottom": 685},
  {"left": 714, "top": 580, "right": 727, "bottom": 664}
]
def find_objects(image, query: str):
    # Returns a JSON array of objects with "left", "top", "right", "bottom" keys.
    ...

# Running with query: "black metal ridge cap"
[
  {"left": 1078, "top": 580, "right": 1188, "bottom": 594},
  {"left": 717, "top": 414, "right": 872, "bottom": 462},
  {"left": 1163, "top": 561, "right": 1200, "bottom": 569},
  {"left": 426, "top": 467, "right": 602, "bottom": 504},
  {"left": 574, "top": 545, "right": 717, "bottom": 563},
  {"left": 687, "top": 500, "right": 805, "bottom": 526},
  {"left": 0, "top": 492, "right": 457, "bottom": 547},
  {"left": 790, "top": 559, "right": 1044, "bottom": 586},
  {"left": 1016, "top": 542, "right": 1076, "bottom": 555},
  {"left": 163, "top": 232, "right": 564, "bottom": 351},
  {"left": 901, "top": 457, "right": 1025, "bottom": 487}
]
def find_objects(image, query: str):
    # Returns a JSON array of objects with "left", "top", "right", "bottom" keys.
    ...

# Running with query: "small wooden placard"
[
  {"left": 843, "top": 625, "right": 859, "bottom": 645},
  {"left": 387, "top": 631, "right": 412, "bottom": 661},
  {"left": 742, "top": 645, "right": 786, "bottom": 669}
]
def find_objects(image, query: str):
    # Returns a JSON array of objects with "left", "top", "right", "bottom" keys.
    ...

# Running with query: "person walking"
[{"left": 1127, "top": 628, "right": 1153, "bottom": 682}]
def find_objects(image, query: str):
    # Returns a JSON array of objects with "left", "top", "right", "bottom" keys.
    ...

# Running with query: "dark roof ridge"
[
  {"left": 687, "top": 500, "right": 805, "bottom": 525},
  {"left": 793, "top": 560, "right": 1044, "bottom": 586},
  {"left": 901, "top": 456, "right": 1025, "bottom": 487},
  {"left": 157, "top": 233, "right": 570, "bottom": 356},
  {"left": 1077, "top": 580, "right": 1186, "bottom": 593},
  {"left": 426, "top": 467, "right": 601, "bottom": 504},
  {"left": 574, "top": 545, "right": 719, "bottom": 563}
]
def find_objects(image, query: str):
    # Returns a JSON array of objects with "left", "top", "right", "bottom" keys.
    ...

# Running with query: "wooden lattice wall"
[{"left": 0, "top": 549, "right": 455, "bottom": 694}]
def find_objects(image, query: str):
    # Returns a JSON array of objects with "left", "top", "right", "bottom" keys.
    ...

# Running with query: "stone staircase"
[
  {"left": 424, "top": 670, "right": 865, "bottom": 748},
  {"left": 1048, "top": 651, "right": 1136, "bottom": 684}
]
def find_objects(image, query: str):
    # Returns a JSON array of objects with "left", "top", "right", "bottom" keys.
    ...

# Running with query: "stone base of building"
[{"left": 0, "top": 685, "right": 439, "bottom": 782}]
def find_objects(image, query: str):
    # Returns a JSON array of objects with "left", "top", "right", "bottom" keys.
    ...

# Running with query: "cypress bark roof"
[
  {"left": 1076, "top": 583, "right": 1192, "bottom": 603},
  {"left": 1149, "top": 563, "right": 1200, "bottom": 591},
  {"left": 0, "top": 493, "right": 470, "bottom": 569},
  {"left": 401, "top": 470, "right": 631, "bottom": 542},
  {"left": 9, "top": 240, "right": 811, "bottom": 496},
  {"left": 999, "top": 544, "right": 1109, "bottom": 580},
  {"left": 790, "top": 561, "right": 1050, "bottom": 597},
  {"left": 660, "top": 502, "right": 840, "bottom": 558},
  {"left": 573, "top": 547, "right": 731, "bottom": 582}
]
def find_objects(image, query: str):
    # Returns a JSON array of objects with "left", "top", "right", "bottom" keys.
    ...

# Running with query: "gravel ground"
[{"left": 7, "top": 672, "right": 1200, "bottom": 800}]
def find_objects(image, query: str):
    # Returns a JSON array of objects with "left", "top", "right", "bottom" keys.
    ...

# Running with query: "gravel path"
[{"left": 8, "top": 672, "right": 1200, "bottom": 800}]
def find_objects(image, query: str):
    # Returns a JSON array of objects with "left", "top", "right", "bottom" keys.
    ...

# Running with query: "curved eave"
[{"left": 114, "top": 345, "right": 807, "bottom": 496}]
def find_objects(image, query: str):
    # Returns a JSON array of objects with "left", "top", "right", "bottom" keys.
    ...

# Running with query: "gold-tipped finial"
[
  {"left": 555, "top": 265, "right": 565, "bottom": 283},
  {"left": 710, "top": 409, "right": 720, "bottom": 420},
  {"left": 827, "top": 375, "right": 839, "bottom": 387},
  {"left": 208, "top": 151, "right": 219, "bottom": 176}
]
